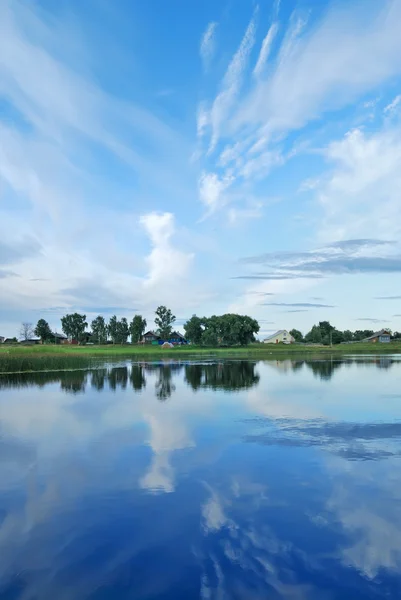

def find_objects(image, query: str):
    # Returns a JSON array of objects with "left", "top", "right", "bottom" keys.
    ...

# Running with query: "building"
[
  {"left": 19, "top": 338, "right": 41, "bottom": 345},
  {"left": 169, "top": 331, "right": 187, "bottom": 344},
  {"left": 141, "top": 330, "right": 187, "bottom": 345},
  {"left": 53, "top": 333, "right": 68, "bottom": 344},
  {"left": 263, "top": 330, "right": 295, "bottom": 344},
  {"left": 364, "top": 329, "right": 391, "bottom": 343},
  {"left": 0, "top": 336, "right": 4, "bottom": 344},
  {"left": 142, "top": 331, "right": 161, "bottom": 344}
]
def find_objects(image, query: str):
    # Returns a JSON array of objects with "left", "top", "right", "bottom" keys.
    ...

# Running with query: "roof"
[
  {"left": 143, "top": 330, "right": 160, "bottom": 338},
  {"left": 170, "top": 331, "right": 186, "bottom": 339},
  {"left": 364, "top": 329, "right": 391, "bottom": 340},
  {"left": 53, "top": 332, "right": 67, "bottom": 339},
  {"left": 263, "top": 329, "right": 291, "bottom": 341}
]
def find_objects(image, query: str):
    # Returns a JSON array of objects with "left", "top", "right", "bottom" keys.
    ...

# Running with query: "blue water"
[{"left": 0, "top": 357, "right": 401, "bottom": 599}]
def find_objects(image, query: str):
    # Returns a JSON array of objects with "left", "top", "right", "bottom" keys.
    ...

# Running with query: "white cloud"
[
  {"left": 253, "top": 22, "right": 278, "bottom": 79},
  {"left": 236, "top": 1, "right": 401, "bottom": 136},
  {"left": 384, "top": 94, "right": 401, "bottom": 114},
  {"left": 197, "top": 0, "right": 401, "bottom": 225},
  {"left": 227, "top": 202, "right": 263, "bottom": 225},
  {"left": 317, "top": 126, "right": 401, "bottom": 241},
  {"left": 198, "top": 171, "right": 234, "bottom": 214},
  {"left": 208, "top": 11, "right": 257, "bottom": 153},
  {"left": 140, "top": 212, "right": 194, "bottom": 290},
  {"left": 200, "top": 22, "right": 218, "bottom": 70}
]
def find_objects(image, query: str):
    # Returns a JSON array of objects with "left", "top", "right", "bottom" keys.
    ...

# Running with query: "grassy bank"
[{"left": 0, "top": 341, "right": 400, "bottom": 373}]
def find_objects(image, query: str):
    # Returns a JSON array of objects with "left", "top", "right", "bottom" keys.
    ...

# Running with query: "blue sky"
[{"left": 1, "top": 0, "right": 401, "bottom": 338}]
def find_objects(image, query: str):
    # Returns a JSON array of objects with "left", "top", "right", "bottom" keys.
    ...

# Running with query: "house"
[
  {"left": 19, "top": 337, "right": 41, "bottom": 345},
  {"left": 169, "top": 331, "right": 187, "bottom": 345},
  {"left": 142, "top": 331, "right": 161, "bottom": 344},
  {"left": 263, "top": 330, "right": 295, "bottom": 344},
  {"left": 0, "top": 336, "right": 4, "bottom": 343},
  {"left": 52, "top": 332, "right": 68, "bottom": 344},
  {"left": 3, "top": 337, "right": 18, "bottom": 344},
  {"left": 364, "top": 329, "right": 391, "bottom": 343}
]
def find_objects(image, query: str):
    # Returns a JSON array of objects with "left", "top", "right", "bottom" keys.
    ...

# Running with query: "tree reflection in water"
[
  {"left": 0, "top": 357, "right": 397, "bottom": 396},
  {"left": 185, "top": 361, "right": 260, "bottom": 391}
]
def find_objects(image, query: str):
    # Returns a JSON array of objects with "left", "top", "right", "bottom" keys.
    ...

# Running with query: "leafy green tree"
[
  {"left": 331, "top": 329, "right": 344, "bottom": 344},
  {"left": 61, "top": 313, "right": 87, "bottom": 343},
  {"left": 130, "top": 315, "right": 147, "bottom": 343},
  {"left": 108, "top": 315, "right": 118, "bottom": 344},
  {"left": 184, "top": 315, "right": 205, "bottom": 345},
  {"left": 155, "top": 305, "right": 176, "bottom": 339},
  {"left": 91, "top": 316, "right": 108, "bottom": 344},
  {"left": 290, "top": 328, "right": 303, "bottom": 342},
  {"left": 116, "top": 317, "right": 129, "bottom": 344},
  {"left": 199, "top": 314, "right": 259, "bottom": 346},
  {"left": 353, "top": 329, "right": 374, "bottom": 341},
  {"left": 343, "top": 330, "right": 353, "bottom": 342},
  {"left": 34, "top": 319, "right": 53, "bottom": 343},
  {"left": 304, "top": 324, "right": 323, "bottom": 344}
]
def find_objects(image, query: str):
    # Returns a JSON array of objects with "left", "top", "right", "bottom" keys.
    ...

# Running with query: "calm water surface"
[{"left": 1, "top": 357, "right": 401, "bottom": 599}]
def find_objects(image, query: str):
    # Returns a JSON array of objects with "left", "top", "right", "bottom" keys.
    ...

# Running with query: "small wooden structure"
[{"left": 364, "top": 329, "right": 391, "bottom": 343}]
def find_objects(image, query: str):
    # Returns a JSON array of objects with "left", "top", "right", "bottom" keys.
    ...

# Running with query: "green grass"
[{"left": 0, "top": 341, "right": 400, "bottom": 373}]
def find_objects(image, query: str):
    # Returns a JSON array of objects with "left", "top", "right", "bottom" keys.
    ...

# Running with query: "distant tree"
[
  {"left": 184, "top": 315, "right": 205, "bottom": 345},
  {"left": 304, "top": 324, "right": 323, "bottom": 344},
  {"left": 116, "top": 317, "right": 129, "bottom": 344},
  {"left": 155, "top": 305, "right": 176, "bottom": 339},
  {"left": 343, "top": 330, "right": 353, "bottom": 342},
  {"left": 91, "top": 316, "right": 108, "bottom": 344},
  {"left": 353, "top": 329, "right": 374, "bottom": 341},
  {"left": 130, "top": 315, "right": 147, "bottom": 343},
  {"left": 199, "top": 314, "right": 259, "bottom": 346},
  {"left": 20, "top": 322, "right": 34, "bottom": 341},
  {"left": 61, "top": 313, "right": 88, "bottom": 343},
  {"left": 331, "top": 329, "right": 344, "bottom": 344},
  {"left": 34, "top": 319, "right": 52, "bottom": 343},
  {"left": 108, "top": 315, "right": 119, "bottom": 344},
  {"left": 289, "top": 328, "right": 303, "bottom": 343}
]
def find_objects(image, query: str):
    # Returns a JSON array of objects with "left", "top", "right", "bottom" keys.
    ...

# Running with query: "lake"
[{"left": 0, "top": 357, "right": 401, "bottom": 599}]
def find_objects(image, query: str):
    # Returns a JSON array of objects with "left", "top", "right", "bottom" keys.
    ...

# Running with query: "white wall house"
[{"left": 263, "top": 330, "right": 295, "bottom": 344}]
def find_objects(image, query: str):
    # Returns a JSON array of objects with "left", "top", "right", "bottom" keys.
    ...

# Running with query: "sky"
[{"left": 1, "top": 0, "right": 401, "bottom": 339}]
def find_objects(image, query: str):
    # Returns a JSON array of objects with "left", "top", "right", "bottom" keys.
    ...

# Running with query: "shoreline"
[{"left": 1, "top": 342, "right": 401, "bottom": 373}]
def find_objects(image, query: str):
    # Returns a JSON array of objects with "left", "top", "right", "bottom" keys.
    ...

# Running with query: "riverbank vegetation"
[{"left": 1, "top": 340, "right": 401, "bottom": 373}]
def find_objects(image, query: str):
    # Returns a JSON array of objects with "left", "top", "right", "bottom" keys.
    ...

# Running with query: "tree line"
[
  {"left": 24, "top": 305, "right": 177, "bottom": 344},
  {"left": 289, "top": 321, "right": 401, "bottom": 345},
  {"left": 183, "top": 314, "right": 260, "bottom": 346}
]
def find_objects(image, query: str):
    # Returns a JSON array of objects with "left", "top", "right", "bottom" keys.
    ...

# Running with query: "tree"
[
  {"left": 34, "top": 319, "right": 52, "bottom": 343},
  {"left": 61, "top": 313, "right": 87, "bottom": 343},
  {"left": 130, "top": 315, "right": 147, "bottom": 343},
  {"left": 304, "top": 324, "right": 323, "bottom": 344},
  {"left": 155, "top": 305, "right": 176, "bottom": 339},
  {"left": 199, "top": 314, "right": 259, "bottom": 346},
  {"left": 343, "top": 330, "right": 353, "bottom": 342},
  {"left": 91, "top": 316, "right": 108, "bottom": 344},
  {"left": 353, "top": 329, "right": 374, "bottom": 341},
  {"left": 108, "top": 315, "right": 118, "bottom": 344},
  {"left": 290, "top": 328, "right": 303, "bottom": 343},
  {"left": 116, "top": 317, "right": 129, "bottom": 344},
  {"left": 20, "top": 322, "right": 34, "bottom": 341},
  {"left": 184, "top": 315, "right": 205, "bottom": 345}
]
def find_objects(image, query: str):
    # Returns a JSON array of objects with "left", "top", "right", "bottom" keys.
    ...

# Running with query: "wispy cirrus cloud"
[
  {"left": 197, "top": 1, "right": 401, "bottom": 222},
  {"left": 264, "top": 302, "right": 335, "bottom": 308},
  {"left": 356, "top": 318, "right": 388, "bottom": 324},
  {"left": 374, "top": 295, "right": 401, "bottom": 300},
  {"left": 200, "top": 22, "right": 218, "bottom": 71},
  {"left": 237, "top": 239, "right": 401, "bottom": 280}
]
